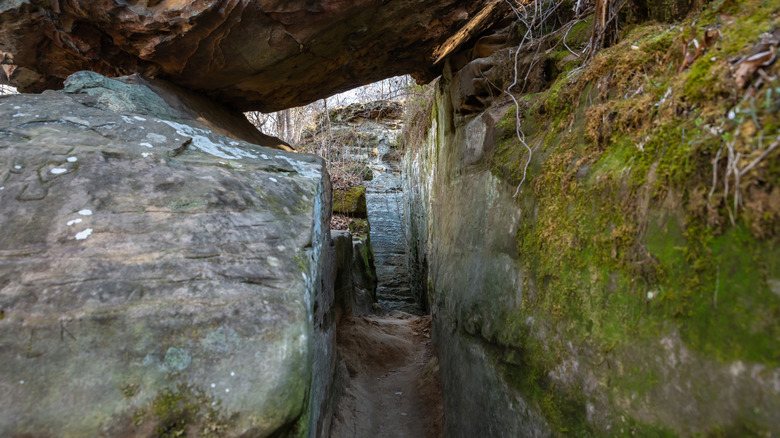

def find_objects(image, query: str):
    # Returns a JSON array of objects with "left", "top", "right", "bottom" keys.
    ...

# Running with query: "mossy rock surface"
[
  {"left": 403, "top": 0, "right": 780, "bottom": 435},
  {"left": 333, "top": 186, "right": 368, "bottom": 218}
]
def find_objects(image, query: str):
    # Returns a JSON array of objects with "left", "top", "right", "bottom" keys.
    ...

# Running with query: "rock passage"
[{"left": 330, "top": 313, "right": 443, "bottom": 438}]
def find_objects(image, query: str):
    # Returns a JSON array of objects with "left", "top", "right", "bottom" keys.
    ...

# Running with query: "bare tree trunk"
[
  {"left": 323, "top": 98, "right": 332, "bottom": 166},
  {"left": 590, "top": 0, "right": 620, "bottom": 57},
  {"left": 284, "top": 109, "right": 292, "bottom": 143}
]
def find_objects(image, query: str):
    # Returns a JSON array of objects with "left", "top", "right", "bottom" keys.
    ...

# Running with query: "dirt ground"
[{"left": 329, "top": 312, "right": 443, "bottom": 438}]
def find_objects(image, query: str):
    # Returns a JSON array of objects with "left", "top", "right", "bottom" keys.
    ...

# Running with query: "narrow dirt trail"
[{"left": 330, "top": 312, "right": 443, "bottom": 438}]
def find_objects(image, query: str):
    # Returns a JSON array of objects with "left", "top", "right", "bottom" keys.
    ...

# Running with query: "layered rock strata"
[{"left": 0, "top": 0, "right": 509, "bottom": 111}]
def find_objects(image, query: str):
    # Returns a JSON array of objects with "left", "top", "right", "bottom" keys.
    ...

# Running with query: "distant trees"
[{"left": 244, "top": 75, "right": 415, "bottom": 147}]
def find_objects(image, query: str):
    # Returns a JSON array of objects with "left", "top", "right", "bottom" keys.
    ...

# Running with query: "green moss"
[
  {"left": 168, "top": 199, "right": 204, "bottom": 212},
  {"left": 333, "top": 186, "right": 367, "bottom": 218},
  {"left": 347, "top": 218, "right": 370, "bottom": 237},
  {"left": 474, "top": 0, "right": 780, "bottom": 433},
  {"left": 134, "top": 381, "right": 229, "bottom": 438},
  {"left": 293, "top": 252, "right": 308, "bottom": 273},
  {"left": 119, "top": 382, "right": 140, "bottom": 398}
]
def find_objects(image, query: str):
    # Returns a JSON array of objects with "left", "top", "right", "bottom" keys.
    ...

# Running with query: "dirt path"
[{"left": 330, "top": 312, "right": 443, "bottom": 438}]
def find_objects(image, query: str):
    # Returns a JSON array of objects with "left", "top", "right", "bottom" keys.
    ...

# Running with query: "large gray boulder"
[{"left": 0, "top": 72, "right": 334, "bottom": 437}]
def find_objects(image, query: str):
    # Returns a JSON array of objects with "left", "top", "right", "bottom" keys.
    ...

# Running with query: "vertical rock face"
[
  {"left": 0, "top": 0, "right": 509, "bottom": 111},
  {"left": 403, "top": 87, "right": 552, "bottom": 438},
  {"left": 402, "top": 1, "right": 780, "bottom": 435},
  {"left": 0, "top": 72, "right": 334, "bottom": 437}
]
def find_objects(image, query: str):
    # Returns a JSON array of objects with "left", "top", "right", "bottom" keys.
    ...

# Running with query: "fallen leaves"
[
  {"left": 679, "top": 29, "right": 720, "bottom": 73},
  {"left": 732, "top": 30, "right": 779, "bottom": 89},
  {"left": 331, "top": 214, "right": 353, "bottom": 231}
]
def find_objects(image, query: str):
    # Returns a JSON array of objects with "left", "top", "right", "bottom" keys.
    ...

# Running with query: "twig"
[
  {"left": 708, "top": 144, "right": 723, "bottom": 202},
  {"left": 563, "top": 19, "right": 583, "bottom": 58},
  {"left": 739, "top": 134, "right": 780, "bottom": 177}
]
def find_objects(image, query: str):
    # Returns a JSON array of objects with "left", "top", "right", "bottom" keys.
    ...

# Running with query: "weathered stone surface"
[
  {"left": 403, "top": 89, "right": 550, "bottom": 437},
  {"left": 332, "top": 230, "right": 376, "bottom": 322},
  {"left": 402, "top": 17, "right": 780, "bottom": 435},
  {"left": 0, "top": 73, "right": 333, "bottom": 437},
  {"left": 333, "top": 186, "right": 367, "bottom": 218},
  {"left": 0, "top": 0, "right": 509, "bottom": 111},
  {"left": 61, "top": 70, "right": 293, "bottom": 151}
]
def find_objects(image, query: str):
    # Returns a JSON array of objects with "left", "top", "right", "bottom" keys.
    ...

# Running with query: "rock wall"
[
  {"left": 0, "top": 72, "right": 334, "bottom": 438},
  {"left": 403, "top": 2, "right": 780, "bottom": 435},
  {"left": 332, "top": 230, "right": 378, "bottom": 322}
]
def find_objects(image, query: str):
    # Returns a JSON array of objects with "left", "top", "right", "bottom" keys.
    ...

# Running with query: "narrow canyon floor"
[{"left": 330, "top": 312, "right": 443, "bottom": 438}]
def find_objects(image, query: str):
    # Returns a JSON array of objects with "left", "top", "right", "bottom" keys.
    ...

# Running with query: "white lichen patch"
[
  {"left": 78, "top": 209, "right": 93, "bottom": 216},
  {"left": 67, "top": 218, "right": 82, "bottom": 226},
  {"left": 141, "top": 152, "right": 151, "bottom": 158},
  {"left": 261, "top": 154, "right": 269, "bottom": 159},
  {"left": 133, "top": 116, "right": 147, "bottom": 121},
  {"left": 66, "top": 156, "right": 78, "bottom": 162},
  {"left": 75, "top": 228, "right": 93, "bottom": 240},
  {"left": 146, "top": 133, "right": 167, "bottom": 143},
  {"left": 50, "top": 168, "right": 68, "bottom": 175},
  {"left": 121, "top": 115, "right": 135, "bottom": 124},
  {"left": 269, "top": 177, "right": 278, "bottom": 183},
  {"left": 12, "top": 113, "right": 30, "bottom": 118},
  {"left": 139, "top": 142, "right": 153, "bottom": 148},
  {"left": 13, "top": 165, "right": 22, "bottom": 170},
  {"left": 279, "top": 156, "right": 321, "bottom": 179},
  {"left": 160, "top": 120, "right": 259, "bottom": 160},
  {"left": 267, "top": 256, "right": 280, "bottom": 267}
]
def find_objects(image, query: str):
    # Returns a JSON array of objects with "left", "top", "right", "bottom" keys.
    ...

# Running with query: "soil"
[{"left": 329, "top": 312, "right": 444, "bottom": 438}]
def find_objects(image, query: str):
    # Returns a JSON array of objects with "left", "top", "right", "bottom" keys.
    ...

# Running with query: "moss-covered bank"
[{"left": 403, "top": 0, "right": 780, "bottom": 435}]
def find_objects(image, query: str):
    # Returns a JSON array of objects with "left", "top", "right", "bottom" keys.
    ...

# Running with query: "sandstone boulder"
[
  {"left": 0, "top": 72, "right": 334, "bottom": 437},
  {"left": 0, "top": 0, "right": 509, "bottom": 111}
]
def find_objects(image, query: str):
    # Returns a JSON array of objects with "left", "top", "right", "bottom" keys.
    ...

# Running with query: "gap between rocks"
[
  {"left": 330, "top": 313, "right": 443, "bottom": 438},
  {"left": 328, "top": 112, "right": 443, "bottom": 437}
]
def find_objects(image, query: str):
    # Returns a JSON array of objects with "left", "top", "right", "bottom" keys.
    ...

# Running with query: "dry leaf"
[{"left": 734, "top": 48, "right": 777, "bottom": 88}]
